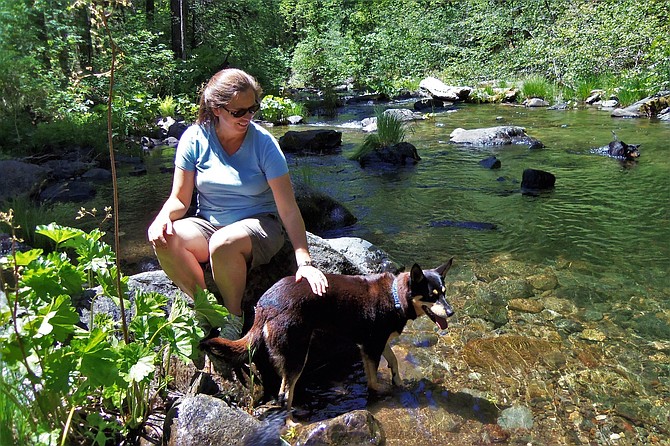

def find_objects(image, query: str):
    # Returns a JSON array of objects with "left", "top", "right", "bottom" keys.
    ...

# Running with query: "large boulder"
[
  {"left": 293, "top": 181, "right": 357, "bottom": 232},
  {"left": 449, "top": 126, "right": 543, "bottom": 147},
  {"left": 0, "top": 160, "right": 50, "bottom": 203},
  {"left": 278, "top": 129, "right": 342, "bottom": 155},
  {"left": 419, "top": 77, "right": 471, "bottom": 101}
]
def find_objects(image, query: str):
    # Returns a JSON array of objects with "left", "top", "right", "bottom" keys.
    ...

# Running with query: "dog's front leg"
[
  {"left": 360, "top": 351, "right": 385, "bottom": 392},
  {"left": 382, "top": 343, "right": 402, "bottom": 386}
]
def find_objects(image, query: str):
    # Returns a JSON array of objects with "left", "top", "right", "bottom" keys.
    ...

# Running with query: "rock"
[
  {"left": 479, "top": 156, "right": 501, "bottom": 169},
  {"left": 167, "top": 121, "right": 189, "bottom": 140},
  {"left": 278, "top": 129, "right": 342, "bottom": 155},
  {"left": 508, "top": 298, "right": 544, "bottom": 313},
  {"left": 38, "top": 180, "right": 97, "bottom": 203},
  {"left": 358, "top": 142, "right": 421, "bottom": 167},
  {"left": 449, "top": 126, "right": 542, "bottom": 147},
  {"left": 0, "top": 160, "right": 50, "bottom": 203},
  {"left": 497, "top": 405, "right": 534, "bottom": 430},
  {"left": 165, "top": 394, "right": 276, "bottom": 446},
  {"left": 81, "top": 168, "right": 113, "bottom": 182},
  {"left": 524, "top": 98, "right": 549, "bottom": 107},
  {"left": 293, "top": 181, "right": 357, "bottom": 231},
  {"left": 324, "top": 237, "right": 400, "bottom": 274},
  {"left": 528, "top": 271, "right": 558, "bottom": 291},
  {"left": 295, "top": 409, "right": 385, "bottom": 446},
  {"left": 419, "top": 77, "right": 471, "bottom": 101},
  {"left": 42, "top": 159, "right": 96, "bottom": 180},
  {"left": 521, "top": 168, "right": 555, "bottom": 193},
  {"left": 413, "top": 98, "right": 446, "bottom": 111}
]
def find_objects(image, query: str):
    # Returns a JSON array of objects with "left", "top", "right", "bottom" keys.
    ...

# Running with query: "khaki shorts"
[{"left": 183, "top": 213, "right": 286, "bottom": 269}]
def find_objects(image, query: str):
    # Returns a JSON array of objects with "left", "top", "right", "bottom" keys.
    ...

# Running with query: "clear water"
[
  {"left": 111, "top": 102, "right": 669, "bottom": 438},
  {"left": 275, "top": 103, "right": 670, "bottom": 292}
]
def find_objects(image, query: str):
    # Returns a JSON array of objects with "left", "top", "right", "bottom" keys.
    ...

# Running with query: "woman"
[{"left": 147, "top": 68, "right": 328, "bottom": 336}]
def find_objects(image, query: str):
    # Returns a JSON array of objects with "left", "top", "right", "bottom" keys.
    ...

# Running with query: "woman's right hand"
[{"left": 148, "top": 214, "right": 173, "bottom": 248}]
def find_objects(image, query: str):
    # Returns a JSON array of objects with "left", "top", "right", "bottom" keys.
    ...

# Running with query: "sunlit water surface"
[{"left": 112, "top": 102, "right": 669, "bottom": 436}]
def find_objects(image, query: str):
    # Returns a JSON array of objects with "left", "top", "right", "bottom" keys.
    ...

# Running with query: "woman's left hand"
[{"left": 296, "top": 264, "right": 328, "bottom": 296}]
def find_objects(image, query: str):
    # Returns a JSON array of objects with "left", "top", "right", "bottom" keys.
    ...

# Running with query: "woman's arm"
[
  {"left": 148, "top": 168, "right": 195, "bottom": 247},
  {"left": 269, "top": 173, "right": 328, "bottom": 295}
]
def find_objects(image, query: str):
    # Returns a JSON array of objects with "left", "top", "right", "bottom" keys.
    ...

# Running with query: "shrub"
[{"left": 259, "top": 95, "right": 307, "bottom": 124}]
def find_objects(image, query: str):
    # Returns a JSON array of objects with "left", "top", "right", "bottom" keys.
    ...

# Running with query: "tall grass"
[
  {"left": 349, "top": 108, "right": 405, "bottom": 161},
  {"left": 521, "top": 75, "right": 556, "bottom": 101}
]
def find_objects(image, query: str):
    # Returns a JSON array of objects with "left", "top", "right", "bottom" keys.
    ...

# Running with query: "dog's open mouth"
[{"left": 423, "top": 305, "right": 449, "bottom": 330}]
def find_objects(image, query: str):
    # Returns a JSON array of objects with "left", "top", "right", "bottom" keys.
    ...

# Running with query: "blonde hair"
[{"left": 196, "top": 68, "right": 262, "bottom": 125}]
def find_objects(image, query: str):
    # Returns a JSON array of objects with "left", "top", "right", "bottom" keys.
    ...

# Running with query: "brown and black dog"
[{"left": 200, "top": 259, "right": 455, "bottom": 415}]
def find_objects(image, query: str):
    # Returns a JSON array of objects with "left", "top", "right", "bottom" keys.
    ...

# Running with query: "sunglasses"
[{"left": 221, "top": 102, "right": 260, "bottom": 118}]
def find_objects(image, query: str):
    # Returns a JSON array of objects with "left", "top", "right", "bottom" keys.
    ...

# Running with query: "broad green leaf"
[
  {"left": 36, "top": 295, "right": 79, "bottom": 342},
  {"left": 9, "top": 249, "right": 43, "bottom": 267},
  {"left": 127, "top": 352, "right": 155, "bottom": 383},
  {"left": 192, "top": 288, "right": 229, "bottom": 330},
  {"left": 35, "top": 223, "right": 82, "bottom": 245}
]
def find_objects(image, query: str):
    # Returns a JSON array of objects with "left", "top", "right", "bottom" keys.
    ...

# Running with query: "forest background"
[{"left": 0, "top": 0, "right": 669, "bottom": 158}]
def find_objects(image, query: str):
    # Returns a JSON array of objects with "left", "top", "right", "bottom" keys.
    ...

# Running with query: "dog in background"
[{"left": 200, "top": 259, "right": 455, "bottom": 416}]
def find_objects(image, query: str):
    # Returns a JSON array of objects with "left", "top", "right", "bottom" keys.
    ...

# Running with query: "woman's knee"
[{"left": 209, "top": 228, "right": 252, "bottom": 259}]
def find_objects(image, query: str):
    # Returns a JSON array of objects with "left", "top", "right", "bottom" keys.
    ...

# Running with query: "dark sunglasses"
[{"left": 221, "top": 102, "right": 260, "bottom": 118}]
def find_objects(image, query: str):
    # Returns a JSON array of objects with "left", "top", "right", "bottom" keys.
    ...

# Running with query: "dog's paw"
[{"left": 391, "top": 374, "right": 403, "bottom": 387}]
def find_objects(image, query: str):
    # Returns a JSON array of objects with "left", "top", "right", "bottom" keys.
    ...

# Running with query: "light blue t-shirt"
[{"left": 174, "top": 121, "right": 289, "bottom": 226}]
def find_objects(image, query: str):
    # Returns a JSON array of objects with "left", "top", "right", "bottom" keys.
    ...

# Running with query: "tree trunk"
[{"left": 170, "top": 0, "right": 187, "bottom": 59}]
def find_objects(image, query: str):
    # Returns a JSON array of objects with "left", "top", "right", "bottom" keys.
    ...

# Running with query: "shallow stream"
[{"left": 115, "top": 102, "right": 670, "bottom": 444}]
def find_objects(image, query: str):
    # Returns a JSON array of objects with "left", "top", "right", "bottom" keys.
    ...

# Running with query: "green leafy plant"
[
  {"left": 0, "top": 214, "right": 227, "bottom": 444},
  {"left": 158, "top": 96, "right": 177, "bottom": 117},
  {"left": 349, "top": 107, "right": 406, "bottom": 161},
  {"left": 259, "top": 95, "right": 307, "bottom": 124}
]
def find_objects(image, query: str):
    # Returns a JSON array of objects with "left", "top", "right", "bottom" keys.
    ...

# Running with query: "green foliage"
[
  {"left": 349, "top": 108, "right": 406, "bottom": 161},
  {"left": 158, "top": 96, "right": 177, "bottom": 118},
  {"left": 259, "top": 95, "right": 307, "bottom": 124},
  {"left": 0, "top": 216, "right": 227, "bottom": 445},
  {"left": 521, "top": 75, "right": 556, "bottom": 101}
]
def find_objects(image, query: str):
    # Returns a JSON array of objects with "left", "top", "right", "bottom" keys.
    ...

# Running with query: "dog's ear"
[
  {"left": 435, "top": 258, "right": 454, "bottom": 279},
  {"left": 410, "top": 263, "right": 425, "bottom": 284}
]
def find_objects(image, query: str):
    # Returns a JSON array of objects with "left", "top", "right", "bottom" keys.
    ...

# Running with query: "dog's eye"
[
  {"left": 442, "top": 286, "right": 446, "bottom": 293},
  {"left": 432, "top": 289, "right": 438, "bottom": 296}
]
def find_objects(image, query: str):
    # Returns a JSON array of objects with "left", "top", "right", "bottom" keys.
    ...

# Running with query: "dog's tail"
[{"left": 199, "top": 329, "right": 261, "bottom": 366}]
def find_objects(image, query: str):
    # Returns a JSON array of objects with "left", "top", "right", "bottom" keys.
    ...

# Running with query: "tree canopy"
[{"left": 1, "top": 0, "right": 668, "bottom": 153}]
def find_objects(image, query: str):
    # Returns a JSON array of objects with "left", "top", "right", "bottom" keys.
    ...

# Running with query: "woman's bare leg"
[
  {"left": 153, "top": 220, "right": 209, "bottom": 297},
  {"left": 208, "top": 226, "right": 253, "bottom": 317}
]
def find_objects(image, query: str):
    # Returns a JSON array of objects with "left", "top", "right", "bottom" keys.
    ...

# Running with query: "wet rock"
[
  {"left": 527, "top": 271, "right": 558, "bottom": 291},
  {"left": 508, "top": 298, "right": 544, "bottom": 313},
  {"left": 293, "top": 181, "right": 357, "bottom": 231},
  {"left": 580, "top": 328, "right": 607, "bottom": 342},
  {"left": 81, "top": 167, "right": 113, "bottom": 182},
  {"left": 279, "top": 129, "right": 342, "bottom": 155},
  {"left": 479, "top": 156, "right": 501, "bottom": 169},
  {"left": 523, "top": 98, "right": 549, "bottom": 107},
  {"left": 165, "top": 394, "right": 271, "bottom": 446},
  {"left": 419, "top": 77, "right": 472, "bottom": 101},
  {"left": 449, "top": 125, "right": 541, "bottom": 147},
  {"left": 541, "top": 296, "right": 577, "bottom": 315},
  {"left": 521, "top": 168, "right": 555, "bottom": 193},
  {"left": 358, "top": 142, "right": 422, "bottom": 167},
  {"left": 463, "top": 296, "right": 508, "bottom": 327},
  {"left": 324, "top": 237, "right": 400, "bottom": 274},
  {"left": 295, "top": 409, "right": 385, "bottom": 446},
  {"left": 463, "top": 335, "right": 557, "bottom": 374},
  {"left": 553, "top": 318, "right": 584, "bottom": 334},
  {"left": 497, "top": 405, "right": 534, "bottom": 430}
]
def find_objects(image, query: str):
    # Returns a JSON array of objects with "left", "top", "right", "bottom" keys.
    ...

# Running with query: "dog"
[
  {"left": 200, "top": 259, "right": 455, "bottom": 416},
  {"left": 606, "top": 140, "right": 640, "bottom": 160}
]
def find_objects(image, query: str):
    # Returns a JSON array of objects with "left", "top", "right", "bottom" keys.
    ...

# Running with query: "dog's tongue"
[{"left": 434, "top": 315, "right": 448, "bottom": 330}]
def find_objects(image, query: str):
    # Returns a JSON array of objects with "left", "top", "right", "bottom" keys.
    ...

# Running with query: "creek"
[{"left": 111, "top": 102, "right": 669, "bottom": 444}]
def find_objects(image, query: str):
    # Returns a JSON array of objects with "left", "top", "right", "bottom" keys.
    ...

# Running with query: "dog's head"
[
  {"left": 608, "top": 141, "right": 640, "bottom": 160},
  {"left": 408, "top": 259, "right": 455, "bottom": 329}
]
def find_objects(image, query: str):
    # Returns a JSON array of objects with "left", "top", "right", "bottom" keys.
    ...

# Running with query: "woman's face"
[{"left": 212, "top": 88, "right": 259, "bottom": 137}]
